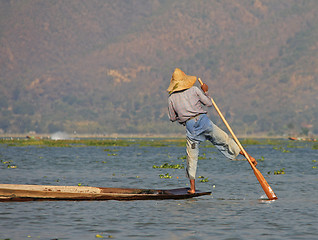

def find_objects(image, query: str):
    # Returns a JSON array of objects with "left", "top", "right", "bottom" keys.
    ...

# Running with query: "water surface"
[{"left": 0, "top": 139, "right": 317, "bottom": 239}]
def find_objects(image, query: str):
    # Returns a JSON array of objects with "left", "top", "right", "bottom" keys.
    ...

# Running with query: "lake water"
[{"left": 0, "top": 139, "right": 317, "bottom": 240}]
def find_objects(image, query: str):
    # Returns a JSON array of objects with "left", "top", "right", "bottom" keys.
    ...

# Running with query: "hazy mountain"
[{"left": 1, "top": 0, "right": 317, "bottom": 136}]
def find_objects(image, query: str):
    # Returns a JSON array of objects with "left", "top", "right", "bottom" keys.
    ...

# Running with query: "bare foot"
[{"left": 188, "top": 189, "right": 195, "bottom": 194}]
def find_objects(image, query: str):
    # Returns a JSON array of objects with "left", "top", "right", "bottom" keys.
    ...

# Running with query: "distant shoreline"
[{"left": 0, "top": 133, "right": 297, "bottom": 139}]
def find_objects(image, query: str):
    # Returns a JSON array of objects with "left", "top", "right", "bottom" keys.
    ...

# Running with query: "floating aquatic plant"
[
  {"left": 240, "top": 139, "right": 261, "bottom": 145},
  {"left": 96, "top": 234, "right": 113, "bottom": 238},
  {"left": 107, "top": 153, "right": 117, "bottom": 156},
  {"left": 1, "top": 159, "right": 16, "bottom": 169},
  {"left": 153, "top": 163, "right": 184, "bottom": 169},
  {"left": 268, "top": 168, "right": 285, "bottom": 175},
  {"left": 274, "top": 168, "right": 285, "bottom": 174},
  {"left": 159, "top": 173, "right": 172, "bottom": 179},
  {"left": 103, "top": 148, "right": 119, "bottom": 152},
  {"left": 0, "top": 139, "right": 133, "bottom": 147},
  {"left": 273, "top": 146, "right": 290, "bottom": 153},
  {"left": 0, "top": 137, "right": 282, "bottom": 148},
  {"left": 198, "top": 176, "right": 209, "bottom": 182},
  {"left": 198, "top": 153, "right": 207, "bottom": 160}
]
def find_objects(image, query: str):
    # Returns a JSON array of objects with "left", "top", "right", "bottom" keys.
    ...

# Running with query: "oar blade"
[{"left": 253, "top": 168, "right": 278, "bottom": 200}]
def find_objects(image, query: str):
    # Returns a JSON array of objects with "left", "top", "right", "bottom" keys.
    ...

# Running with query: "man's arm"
[
  {"left": 196, "top": 86, "right": 212, "bottom": 107},
  {"left": 168, "top": 98, "right": 178, "bottom": 122}
]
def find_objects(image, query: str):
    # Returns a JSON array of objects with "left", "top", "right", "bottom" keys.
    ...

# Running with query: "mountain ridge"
[{"left": 0, "top": 0, "right": 317, "bottom": 136}]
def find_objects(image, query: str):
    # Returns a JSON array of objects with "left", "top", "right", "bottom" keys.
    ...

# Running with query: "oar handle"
[{"left": 197, "top": 78, "right": 204, "bottom": 86}]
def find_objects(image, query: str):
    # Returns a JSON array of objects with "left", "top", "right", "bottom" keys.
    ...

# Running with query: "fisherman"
[{"left": 167, "top": 68, "right": 257, "bottom": 194}]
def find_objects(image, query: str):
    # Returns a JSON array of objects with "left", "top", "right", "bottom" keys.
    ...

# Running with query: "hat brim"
[{"left": 167, "top": 75, "right": 197, "bottom": 93}]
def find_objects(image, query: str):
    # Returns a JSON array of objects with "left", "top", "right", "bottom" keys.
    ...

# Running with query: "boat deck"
[{"left": 0, "top": 184, "right": 211, "bottom": 201}]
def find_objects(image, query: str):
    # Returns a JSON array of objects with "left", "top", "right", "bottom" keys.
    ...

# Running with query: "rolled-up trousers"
[{"left": 185, "top": 114, "right": 240, "bottom": 180}]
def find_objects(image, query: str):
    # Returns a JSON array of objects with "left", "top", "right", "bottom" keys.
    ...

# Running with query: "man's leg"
[
  {"left": 206, "top": 121, "right": 257, "bottom": 165},
  {"left": 186, "top": 137, "right": 199, "bottom": 194},
  {"left": 205, "top": 122, "right": 240, "bottom": 159},
  {"left": 189, "top": 179, "right": 195, "bottom": 194}
]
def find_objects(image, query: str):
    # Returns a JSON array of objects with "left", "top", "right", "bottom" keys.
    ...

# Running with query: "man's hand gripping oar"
[{"left": 198, "top": 78, "right": 278, "bottom": 200}]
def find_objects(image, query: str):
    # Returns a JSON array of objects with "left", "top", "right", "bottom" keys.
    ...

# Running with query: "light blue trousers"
[{"left": 185, "top": 114, "right": 240, "bottom": 180}]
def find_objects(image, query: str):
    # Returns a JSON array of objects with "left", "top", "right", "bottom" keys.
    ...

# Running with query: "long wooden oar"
[{"left": 198, "top": 78, "right": 278, "bottom": 200}]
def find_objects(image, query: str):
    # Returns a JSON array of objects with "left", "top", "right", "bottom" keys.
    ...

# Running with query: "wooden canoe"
[{"left": 0, "top": 184, "right": 211, "bottom": 201}]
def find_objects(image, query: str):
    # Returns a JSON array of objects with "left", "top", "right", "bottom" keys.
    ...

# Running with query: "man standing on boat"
[{"left": 167, "top": 68, "right": 257, "bottom": 194}]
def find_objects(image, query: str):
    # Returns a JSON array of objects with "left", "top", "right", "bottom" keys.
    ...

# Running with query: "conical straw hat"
[{"left": 167, "top": 68, "right": 197, "bottom": 94}]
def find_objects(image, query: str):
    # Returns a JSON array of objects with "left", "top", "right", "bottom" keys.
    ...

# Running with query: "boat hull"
[{"left": 0, "top": 184, "right": 211, "bottom": 201}]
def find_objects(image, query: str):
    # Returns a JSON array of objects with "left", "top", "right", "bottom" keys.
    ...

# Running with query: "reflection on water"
[{"left": 0, "top": 140, "right": 317, "bottom": 239}]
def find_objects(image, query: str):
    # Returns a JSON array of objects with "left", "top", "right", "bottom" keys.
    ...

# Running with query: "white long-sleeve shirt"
[{"left": 168, "top": 86, "right": 212, "bottom": 124}]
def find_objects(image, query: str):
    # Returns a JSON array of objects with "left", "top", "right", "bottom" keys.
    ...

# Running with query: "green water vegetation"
[
  {"left": 96, "top": 234, "right": 113, "bottom": 238},
  {"left": 1, "top": 159, "right": 17, "bottom": 169},
  {"left": 198, "top": 153, "right": 207, "bottom": 160},
  {"left": 273, "top": 146, "right": 290, "bottom": 153},
  {"left": 274, "top": 168, "right": 285, "bottom": 175},
  {"left": 0, "top": 138, "right": 187, "bottom": 147},
  {"left": 153, "top": 163, "right": 184, "bottom": 169},
  {"left": 0, "top": 139, "right": 135, "bottom": 147},
  {"left": 0, "top": 138, "right": 316, "bottom": 151},
  {"left": 159, "top": 173, "right": 172, "bottom": 179},
  {"left": 240, "top": 139, "right": 261, "bottom": 145},
  {"left": 257, "top": 156, "right": 265, "bottom": 162},
  {"left": 268, "top": 168, "right": 285, "bottom": 175},
  {"left": 103, "top": 148, "right": 119, "bottom": 152},
  {"left": 107, "top": 153, "right": 117, "bottom": 156},
  {"left": 198, "top": 176, "right": 209, "bottom": 183}
]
